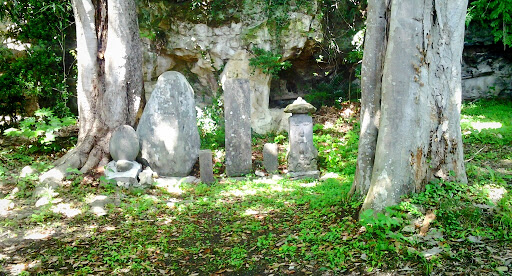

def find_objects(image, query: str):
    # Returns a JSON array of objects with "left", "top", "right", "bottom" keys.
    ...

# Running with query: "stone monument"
[
  {"left": 137, "top": 71, "right": 200, "bottom": 177},
  {"left": 106, "top": 125, "right": 143, "bottom": 187},
  {"left": 199, "top": 149, "right": 215, "bottom": 184},
  {"left": 284, "top": 97, "right": 319, "bottom": 179},
  {"left": 223, "top": 78, "right": 252, "bottom": 176},
  {"left": 263, "top": 143, "right": 279, "bottom": 174}
]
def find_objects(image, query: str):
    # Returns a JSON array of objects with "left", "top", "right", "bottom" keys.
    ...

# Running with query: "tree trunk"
[
  {"left": 50, "top": 0, "right": 143, "bottom": 175},
  {"left": 353, "top": 0, "right": 468, "bottom": 212},
  {"left": 351, "top": 0, "right": 390, "bottom": 196}
]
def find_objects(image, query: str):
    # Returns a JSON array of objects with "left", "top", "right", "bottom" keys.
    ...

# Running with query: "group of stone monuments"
[{"left": 106, "top": 71, "right": 318, "bottom": 187}]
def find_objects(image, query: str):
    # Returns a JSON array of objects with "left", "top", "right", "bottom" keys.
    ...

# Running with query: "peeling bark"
[
  {"left": 353, "top": 0, "right": 468, "bottom": 213},
  {"left": 50, "top": 0, "right": 143, "bottom": 176}
]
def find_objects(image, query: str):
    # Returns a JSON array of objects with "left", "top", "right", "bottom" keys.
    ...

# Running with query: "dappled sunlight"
[
  {"left": 51, "top": 203, "right": 82, "bottom": 218},
  {"left": 219, "top": 181, "right": 296, "bottom": 198},
  {"left": 155, "top": 177, "right": 198, "bottom": 195},
  {"left": 483, "top": 184, "right": 508, "bottom": 204},
  {"left": 23, "top": 227, "right": 55, "bottom": 240},
  {"left": 323, "top": 121, "right": 335, "bottom": 129},
  {"left": 470, "top": 121, "right": 503, "bottom": 131},
  {"left": 38, "top": 168, "right": 65, "bottom": 184},
  {"left": 3, "top": 37, "right": 31, "bottom": 51},
  {"left": 85, "top": 194, "right": 110, "bottom": 216},
  {"left": 9, "top": 263, "right": 28, "bottom": 276},
  {"left": 243, "top": 208, "right": 269, "bottom": 219},
  {"left": 299, "top": 181, "right": 318, "bottom": 188},
  {"left": 220, "top": 187, "right": 258, "bottom": 197},
  {"left": 0, "top": 198, "right": 14, "bottom": 216}
]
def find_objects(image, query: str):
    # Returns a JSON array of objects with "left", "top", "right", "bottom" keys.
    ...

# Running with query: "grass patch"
[{"left": 0, "top": 100, "right": 511, "bottom": 275}]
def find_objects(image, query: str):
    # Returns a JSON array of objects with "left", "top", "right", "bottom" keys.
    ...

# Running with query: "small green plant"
[
  {"left": 31, "top": 205, "right": 61, "bottom": 225},
  {"left": 4, "top": 108, "right": 75, "bottom": 149},
  {"left": 249, "top": 47, "right": 291, "bottom": 76},
  {"left": 273, "top": 134, "right": 286, "bottom": 144},
  {"left": 228, "top": 246, "right": 248, "bottom": 268},
  {"left": 15, "top": 178, "right": 36, "bottom": 198},
  {"left": 197, "top": 97, "right": 225, "bottom": 150},
  {"left": 494, "top": 192, "right": 512, "bottom": 230}
]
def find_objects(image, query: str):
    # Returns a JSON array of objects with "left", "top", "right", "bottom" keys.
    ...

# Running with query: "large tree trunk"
[
  {"left": 353, "top": 0, "right": 468, "bottom": 212},
  {"left": 50, "top": 0, "right": 143, "bottom": 175}
]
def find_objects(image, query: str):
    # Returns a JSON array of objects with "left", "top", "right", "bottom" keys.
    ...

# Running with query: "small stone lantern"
[{"left": 284, "top": 97, "right": 319, "bottom": 179}]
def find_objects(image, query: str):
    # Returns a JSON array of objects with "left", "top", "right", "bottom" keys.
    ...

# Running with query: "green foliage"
[
  {"left": 197, "top": 97, "right": 225, "bottom": 150},
  {"left": 305, "top": 73, "right": 356, "bottom": 108},
  {"left": 495, "top": 192, "right": 512, "bottom": 229},
  {"left": 249, "top": 47, "right": 292, "bottom": 76},
  {"left": 259, "top": 0, "right": 313, "bottom": 45},
  {"left": 1, "top": 100, "right": 511, "bottom": 275},
  {"left": 314, "top": 120, "right": 359, "bottom": 175},
  {"left": 410, "top": 181, "right": 491, "bottom": 239},
  {"left": 0, "top": 0, "right": 75, "bottom": 118},
  {"left": 4, "top": 108, "right": 76, "bottom": 149},
  {"left": 467, "top": 0, "right": 512, "bottom": 47},
  {"left": 319, "top": 0, "right": 366, "bottom": 65}
]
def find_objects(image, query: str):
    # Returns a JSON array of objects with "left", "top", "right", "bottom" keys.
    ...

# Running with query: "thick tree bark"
[
  {"left": 49, "top": 0, "right": 143, "bottom": 175},
  {"left": 353, "top": 0, "right": 468, "bottom": 212}
]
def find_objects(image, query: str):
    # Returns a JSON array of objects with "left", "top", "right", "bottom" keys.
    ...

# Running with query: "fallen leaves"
[{"left": 418, "top": 210, "right": 436, "bottom": 237}]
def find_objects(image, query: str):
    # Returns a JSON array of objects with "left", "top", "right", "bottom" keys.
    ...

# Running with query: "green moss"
[
  {"left": 138, "top": 0, "right": 242, "bottom": 29},
  {"left": 138, "top": 0, "right": 317, "bottom": 50}
]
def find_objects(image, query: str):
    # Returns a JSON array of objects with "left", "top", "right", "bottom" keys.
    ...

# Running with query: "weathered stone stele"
[
  {"left": 263, "top": 143, "right": 279, "bottom": 174},
  {"left": 137, "top": 71, "right": 200, "bottom": 176},
  {"left": 220, "top": 50, "right": 290, "bottom": 134},
  {"left": 199, "top": 150, "right": 215, "bottom": 184},
  {"left": 287, "top": 98, "right": 319, "bottom": 179},
  {"left": 109, "top": 125, "right": 139, "bottom": 161},
  {"left": 224, "top": 78, "right": 252, "bottom": 177}
]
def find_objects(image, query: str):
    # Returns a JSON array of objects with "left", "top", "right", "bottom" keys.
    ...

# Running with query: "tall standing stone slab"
[
  {"left": 199, "top": 150, "right": 215, "bottom": 184},
  {"left": 137, "top": 71, "right": 200, "bottom": 176},
  {"left": 224, "top": 78, "right": 252, "bottom": 177},
  {"left": 285, "top": 98, "right": 319, "bottom": 179},
  {"left": 263, "top": 143, "right": 279, "bottom": 174}
]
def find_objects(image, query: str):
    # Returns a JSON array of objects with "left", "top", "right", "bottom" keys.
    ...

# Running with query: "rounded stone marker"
[{"left": 109, "top": 125, "right": 139, "bottom": 161}]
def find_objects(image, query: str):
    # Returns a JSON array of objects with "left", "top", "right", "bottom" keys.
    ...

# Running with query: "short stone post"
[
  {"left": 224, "top": 78, "right": 252, "bottom": 177},
  {"left": 284, "top": 97, "right": 319, "bottom": 179},
  {"left": 263, "top": 143, "right": 279, "bottom": 174},
  {"left": 199, "top": 150, "right": 215, "bottom": 184}
]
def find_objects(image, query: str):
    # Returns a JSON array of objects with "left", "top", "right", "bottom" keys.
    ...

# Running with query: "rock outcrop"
[
  {"left": 462, "top": 46, "right": 512, "bottom": 99},
  {"left": 139, "top": 1, "right": 323, "bottom": 128}
]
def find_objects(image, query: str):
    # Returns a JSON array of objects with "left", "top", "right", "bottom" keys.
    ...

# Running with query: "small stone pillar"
[
  {"left": 224, "top": 78, "right": 252, "bottom": 176},
  {"left": 263, "top": 143, "right": 279, "bottom": 174},
  {"left": 199, "top": 150, "right": 215, "bottom": 184},
  {"left": 284, "top": 97, "right": 319, "bottom": 179}
]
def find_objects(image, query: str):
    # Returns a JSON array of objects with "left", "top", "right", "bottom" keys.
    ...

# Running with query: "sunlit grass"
[
  {"left": 461, "top": 98, "right": 512, "bottom": 144},
  {"left": 1, "top": 100, "right": 511, "bottom": 275}
]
